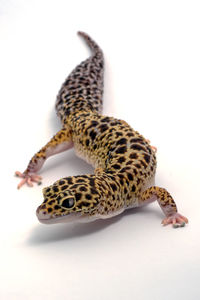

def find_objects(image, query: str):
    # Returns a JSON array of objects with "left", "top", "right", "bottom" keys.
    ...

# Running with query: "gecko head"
[{"left": 36, "top": 176, "right": 100, "bottom": 224}]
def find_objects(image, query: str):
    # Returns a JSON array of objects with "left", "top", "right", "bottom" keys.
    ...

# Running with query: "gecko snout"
[{"left": 36, "top": 205, "right": 51, "bottom": 222}]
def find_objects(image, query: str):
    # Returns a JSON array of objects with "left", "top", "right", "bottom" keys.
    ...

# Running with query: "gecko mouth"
[{"left": 36, "top": 206, "right": 82, "bottom": 224}]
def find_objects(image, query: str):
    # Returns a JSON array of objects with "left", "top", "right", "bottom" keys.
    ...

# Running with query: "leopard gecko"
[{"left": 16, "top": 31, "right": 188, "bottom": 228}]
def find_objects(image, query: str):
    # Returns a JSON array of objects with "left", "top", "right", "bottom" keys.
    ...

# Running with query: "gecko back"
[{"left": 55, "top": 32, "right": 104, "bottom": 124}]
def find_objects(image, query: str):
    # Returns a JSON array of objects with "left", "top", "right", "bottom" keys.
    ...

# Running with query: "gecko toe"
[
  {"left": 162, "top": 213, "right": 188, "bottom": 228},
  {"left": 15, "top": 171, "right": 42, "bottom": 188}
]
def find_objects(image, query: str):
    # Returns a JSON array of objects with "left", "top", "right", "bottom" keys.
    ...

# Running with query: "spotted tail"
[
  {"left": 55, "top": 32, "right": 104, "bottom": 124},
  {"left": 78, "top": 31, "right": 103, "bottom": 57}
]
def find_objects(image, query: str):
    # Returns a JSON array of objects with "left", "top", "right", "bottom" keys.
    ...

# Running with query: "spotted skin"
[{"left": 16, "top": 32, "right": 188, "bottom": 228}]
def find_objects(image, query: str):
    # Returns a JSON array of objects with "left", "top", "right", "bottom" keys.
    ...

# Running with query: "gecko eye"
[{"left": 61, "top": 197, "right": 75, "bottom": 209}]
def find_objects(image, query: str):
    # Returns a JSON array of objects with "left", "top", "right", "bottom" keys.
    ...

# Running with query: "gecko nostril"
[
  {"left": 36, "top": 206, "right": 51, "bottom": 221},
  {"left": 36, "top": 205, "right": 47, "bottom": 215}
]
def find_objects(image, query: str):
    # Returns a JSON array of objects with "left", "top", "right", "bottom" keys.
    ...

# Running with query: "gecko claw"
[{"left": 172, "top": 222, "right": 185, "bottom": 228}]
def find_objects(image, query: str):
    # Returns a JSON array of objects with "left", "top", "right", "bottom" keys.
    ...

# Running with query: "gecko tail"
[
  {"left": 78, "top": 31, "right": 103, "bottom": 57},
  {"left": 55, "top": 32, "right": 104, "bottom": 122}
]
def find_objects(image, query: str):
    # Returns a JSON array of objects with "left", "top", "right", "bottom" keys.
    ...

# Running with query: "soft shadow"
[
  {"left": 124, "top": 205, "right": 163, "bottom": 220},
  {"left": 27, "top": 214, "right": 123, "bottom": 246},
  {"left": 46, "top": 109, "right": 94, "bottom": 175},
  {"left": 26, "top": 205, "right": 162, "bottom": 246},
  {"left": 49, "top": 107, "right": 61, "bottom": 132},
  {"left": 42, "top": 149, "right": 94, "bottom": 175}
]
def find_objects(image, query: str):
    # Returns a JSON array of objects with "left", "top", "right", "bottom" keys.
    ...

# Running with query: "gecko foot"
[
  {"left": 15, "top": 171, "right": 42, "bottom": 189},
  {"left": 162, "top": 213, "right": 188, "bottom": 228}
]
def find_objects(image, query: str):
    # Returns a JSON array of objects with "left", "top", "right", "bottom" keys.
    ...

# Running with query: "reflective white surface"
[{"left": 0, "top": 1, "right": 200, "bottom": 299}]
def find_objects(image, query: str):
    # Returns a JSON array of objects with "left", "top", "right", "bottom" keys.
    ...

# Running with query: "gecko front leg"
[
  {"left": 139, "top": 186, "right": 188, "bottom": 228},
  {"left": 15, "top": 127, "right": 73, "bottom": 188}
]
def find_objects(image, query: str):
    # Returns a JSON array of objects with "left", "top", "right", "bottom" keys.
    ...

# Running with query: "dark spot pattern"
[
  {"left": 127, "top": 173, "right": 133, "bottom": 181},
  {"left": 116, "top": 138, "right": 127, "bottom": 145},
  {"left": 75, "top": 193, "right": 82, "bottom": 201},
  {"left": 90, "top": 130, "right": 97, "bottom": 140},
  {"left": 116, "top": 146, "right": 127, "bottom": 154},
  {"left": 118, "top": 157, "right": 126, "bottom": 163},
  {"left": 112, "top": 164, "right": 121, "bottom": 170}
]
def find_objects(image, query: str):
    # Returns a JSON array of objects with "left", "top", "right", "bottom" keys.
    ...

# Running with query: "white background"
[{"left": 0, "top": 0, "right": 200, "bottom": 299}]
